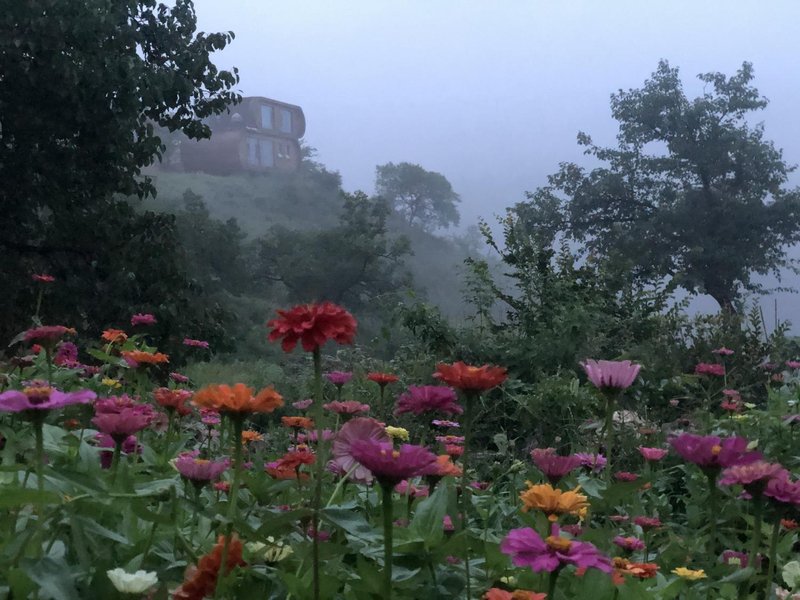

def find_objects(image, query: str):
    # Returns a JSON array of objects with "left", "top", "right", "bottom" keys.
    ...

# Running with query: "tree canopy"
[
  {"left": 375, "top": 162, "right": 461, "bottom": 231},
  {"left": 523, "top": 60, "right": 800, "bottom": 310}
]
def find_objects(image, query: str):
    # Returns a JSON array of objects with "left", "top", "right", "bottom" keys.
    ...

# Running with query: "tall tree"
[
  {"left": 375, "top": 162, "right": 461, "bottom": 230},
  {"left": 524, "top": 61, "right": 800, "bottom": 311},
  {"left": 0, "top": 0, "right": 240, "bottom": 346}
]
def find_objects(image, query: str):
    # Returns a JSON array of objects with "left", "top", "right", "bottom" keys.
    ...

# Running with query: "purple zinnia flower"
[
  {"left": 0, "top": 383, "right": 95, "bottom": 413},
  {"left": 131, "top": 313, "right": 157, "bottom": 326},
  {"left": 349, "top": 439, "right": 438, "bottom": 487},
  {"left": 614, "top": 471, "right": 639, "bottom": 482},
  {"left": 530, "top": 448, "right": 581, "bottom": 485},
  {"left": 298, "top": 429, "right": 334, "bottom": 444},
  {"left": 324, "top": 371, "right": 353, "bottom": 386},
  {"left": 500, "top": 526, "right": 612, "bottom": 574},
  {"left": 670, "top": 433, "right": 761, "bottom": 473},
  {"left": 182, "top": 338, "right": 209, "bottom": 349},
  {"left": 200, "top": 408, "right": 221, "bottom": 426},
  {"left": 330, "top": 417, "right": 390, "bottom": 484},
  {"left": 575, "top": 452, "right": 607, "bottom": 472},
  {"left": 394, "top": 385, "right": 462, "bottom": 416},
  {"left": 581, "top": 360, "right": 641, "bottom": 391}
]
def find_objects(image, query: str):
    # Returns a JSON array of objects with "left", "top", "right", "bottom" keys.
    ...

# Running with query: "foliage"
[
  {"left": 375, "top": 162, "right": 461, "bottom": 231},
  {"left": 524, "top": 60, "right": 800, "bottom": 310}
]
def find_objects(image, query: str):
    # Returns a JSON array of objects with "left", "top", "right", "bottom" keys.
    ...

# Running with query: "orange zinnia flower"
[
  {"left": 366, "top": 372, "right": 399, "bottom": 386},
  {"left": 173, "top": 535, "right": 246, "bottom": 600},
  {"left": 101, "top": 329, "right": 128, "bottom": 344},
  {"left": 193, "top": 384, "right": 284, "bottom": 415},
  {"left": 431, "top": 454, "right": 463, "bottom": 477},
  {"left": 121, "top": 350, "right": 169, "bottom": 365},
  {"left": 434, "top": 361, "right": 507, "bottom": 393},
  {"left": 241, "top": 430, "right": 264, "bottom": 444},
  {"left": 483, "top": 588, "right": 547, "bottom": 600},
  {"left": 519, "top": 482, "right": 589, "bottom": 522},
  {"left": 153, "top": 387, "right": 193, "bottom": 416},
  {"left": 613, "top": 557, "right": 658, "bottom": 581},
  {"left": 281, "top": 416, "right": 315, "bottom": 430}
]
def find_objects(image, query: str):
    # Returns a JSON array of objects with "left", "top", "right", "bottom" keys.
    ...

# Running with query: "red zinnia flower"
[
  {"left": 282, "top": 416, "right": 314, "bottom": 430},
  {"left": 267, "top": 302, "right": 356, "bottom": 352},
  {"left": 24, "top": 325, "right": 76, "bottom": 344},
  {"left": 434, "top": 361, "right": 507, "bottom": 393},
  {"left": 32, "top": 273, "right": 55, "bottom": 283},
  {"left": 153, "top": 387, "right": 193, "bottom": 416},
  {"left": 173, "top": 535, "right": 246, "bottom": 600},
  {"left": 367, "top": 372, "right": 399, "bottom": 387},
  {"left": 101, "top": 329, "right": 128, "bottom": 344}
]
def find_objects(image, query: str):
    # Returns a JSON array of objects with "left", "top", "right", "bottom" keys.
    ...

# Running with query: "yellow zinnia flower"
[
  {"left": 102, "top": 377, "right": 122, "bottom": 388},
  {"left": 385, "top": 426, "right": 409, "bottom": 441},
  {"left": 519, "top": 482, "right": 589, "bottom": 522},
  {"left": 672, "top": 567, "right": 706, "bottom": 581}
]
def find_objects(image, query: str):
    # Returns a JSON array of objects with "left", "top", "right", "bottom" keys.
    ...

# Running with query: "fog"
[{"left": 192, "top": 0, "right": 800, "bottom": 330}]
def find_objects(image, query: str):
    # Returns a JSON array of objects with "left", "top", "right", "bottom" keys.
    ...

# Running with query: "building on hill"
[{"left": 177, "top": 96, "right": 305, "bottom": 174}]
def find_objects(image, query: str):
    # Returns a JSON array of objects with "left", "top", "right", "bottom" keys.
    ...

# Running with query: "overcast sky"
[{"left": 192, "top": 0, "right": 800, "bottom": 329}]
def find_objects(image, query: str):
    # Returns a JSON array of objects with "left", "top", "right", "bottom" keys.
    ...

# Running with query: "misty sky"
[{"left": 192, "top": 0, "right": 800, "bottom": 329}]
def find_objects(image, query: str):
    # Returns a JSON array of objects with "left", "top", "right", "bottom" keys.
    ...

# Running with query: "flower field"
[{"left": 2, "top": 297, "right": 800, "bottom": 600}]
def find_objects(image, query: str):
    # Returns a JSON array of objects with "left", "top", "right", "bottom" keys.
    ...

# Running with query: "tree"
[
  {"left": 0, "top": 0, "right": 240, "bottom": 348},
  {"left": 524, "top": 61, "right": 800, "bottom": 311},
  {"left": 375, "top": 162, "right": 461, "bottom": 230}
]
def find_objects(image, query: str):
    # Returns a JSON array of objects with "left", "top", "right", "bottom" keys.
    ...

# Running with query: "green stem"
[
  {"left": 110, "top": 441, "right": 123, "bottom": 486},
  {"left": 749, "top": 494, "right": 764, "bottom": 591},
  {"left": 34, "top": 419, "right": 45, "bottom": 494},
  {"left": 216, "top": 416, "right": 243, "bottom": 598},
  {"left": 381, "top": 483, "right": 394, "bottom": 600},
  {"left": 706, "top": 473, "right": 718, "bottom": 564},
  {"left": 164, "top": 411, "right": 175, "bottom": 465},
  {"left": 765, "top": 518, "right": 781, "bottom": 598},
  {"left": 461, "top": 392, "right": 476, "bottom": 599},
  {"left": 603, "top": 393, "right": 616, "bottom": 482},
  {"left": 311, "top": 347, "right": 324, "bottom": 600},
  {"left": 547, "top": 569, "right": 561, "bottom": 598}
]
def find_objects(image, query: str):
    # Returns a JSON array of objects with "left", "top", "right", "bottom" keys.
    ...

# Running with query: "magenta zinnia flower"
[
  {"left": 175, "top": 452, "right": 229, "bottom": 486},
  {"left": 395, "top": 480, "right": 429, "bottom": 498},
  {"left": 530, "top": 448, "right": 581, "bottom": 485},
  {"left": 96, "top": 433, "right": 140, "bottom": 469},
  {"left": 92, "top": 396, "right": 155, "bottom": 443},
  {"left": 182, "top": 338, "right": 210, "bottom": 349},
  {"left": 695, "top": 363, "right": 725, "bottom": 376},
  {"left": 633, "top": 516, "right": 662, "bottom": 530},
  {"left": 394, "top": 385, "right": 462, "bottom": 417},
  {"left": 613, "top": 536, "right": 645, "bottom": 552},
  {"left": 669, "top": 434, "right": 761, "bottom": 473},
  {"left": 721, "top": 550, "right": 749, "bottom": 568},
  {"left": 131, "top": 313, "right": 157, "bottom": 326},
  {"left": 638, "top": 447, "right": 668, "bottom": 462},
  {"left": 575, "top": 452, "right": 607, "bottom": 472},
  {"left": 324, "top": 371, "right": 353, "bottom": 386},
  {"left": 614, "top": 471, "right": 639, "bottom": 482},
  {"left": 786, "top": 361, "right": 800, "bottom": 370},
  {"left": 23, "top": 325, "right": 76, "bottom": 344},
  {"left": 712, "top": 347, "right": 735, "bottom": 356},
  {"left": 170, "top": 372, "right": 190, "bottom": 384},
  {"left": 719, "top": 461, "right": 787, "bottom": 494},
  {"left": 432, "top": 419, "right": 460, "bottom": 428},
  {"left": 0, "top": 383, "right": 95, "bottom": 413},
  {"left": 323, "top": 400, "right": 370, "bottom": 415},
  {"left": 54, "top": 342, "right": 79, "bottom": 367},
  {"left": 349, "top": 440, "right": 438, "bottom": 487},
  {"left": 581, "top": 359, "right": 641, "bottom": 391},
  {"left": 764, "top": 473, "right": 800, "bottom": 505},
  {"left": 330, "top": 417, "right": 390, "bottom": 484},
  {"left": 500, "top": 526, "right": 612, "bottom": 573}
]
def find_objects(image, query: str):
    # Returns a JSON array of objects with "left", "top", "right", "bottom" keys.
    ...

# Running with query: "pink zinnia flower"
[
  {"left": 293, "top": 399, "right": 313, "bottom": 410},
  {"left": 183, "top": 338, "right": 210, "bottom": 349},
  {"left": 638, "top": 447, "right": 668, "bottom": 462},
  {"left": 765, "top": 473, "right": 800, "bottom": 505},
  {"left": 200, "top": 408, "right": 221, "bottom": 426},
  {"left": 670, "top": 433, "right": 761, "bottom": 472},
  {"left": 609, "top": 515, "right": 630, "bottom": 523},
  {"left": 330, "top": 417, "right": 390, "bottom": 484},
  {"left": 435, "top": 435, "right": 465, "bottom": 445},
  {"left": 613, "top": 536, "right": 645, "bottom": 552},
  {"left": 581, "top": 359, "right": 641, "bottom": 391},
  {"left": 530, "top": 448, "right": 581, "bottom": 484},
  {"left": 394, "top": 385, "right": 462, "bottom": 416},
  {"left": 721, "top": 399, "right": 743, "bottom": 413},
  {"left": 0, "top": 384, "right": 95, "bottom": 413},
  {"left": 500, "top": 526, "right": 612, "bottom": 573},
  {"left": 324, "top": 371, "right": 353, "bottom": 386},
  {"left": 323, "top": 400, "right": 370, "bottom": 415},
  {"left": 721, "top": 550, "right": 749, "bottom": 568},
  {"left": 131, "top": 313, "right": 157, "bottom": 326},
  {"left": 786, "top": 361, "right": 800, "bottom": 370},
  {"left": 695, "top": 363, "right": 725, "bottom": 376},
  {"left": 54, "top": 342, "right": 79, "bottom": 367},
  {"left": 96, "top": 433, "right": 140, "bottom": 469},
  {"left": 349, "top": 440, "right": 438, "bottom": 487},
  {"left": 633, "top": 516, "right": 662, "bottom": 530},
  {"left": 432, "top": 420, "right": 460, "bottom": 428},
  {"left": 170, "top": 372, "right": 190, "bottom": 384},
  {"left": 175, "top": 452, "right": 229, "bottom": 486},
  {"left": 92, "top": 396, "right": 155, "bottom": 443},
  {"left": 614, "top": 471, "right": 639, "bottom": 482},
  {"left": 395, "top": 480, "right": 429, "bottom": 498},
  {"left": 712, "top": 347, "right": 735, "bottom": 356},
  {"left": 445, "top": 444, "right": 464, "bottom": 457},
  {"left": 298, "top": 429, "right": 335, "bottom": 444},
  {"left": 720, "top": 461, "right": 787, "bottom": 494},
  {"left": 32, "top": 273, "right": 55, "bottom": 283},
  {"left": 575, "top": 452, "right": 607, "bottom": 472},
  {"left": 24, "top": 325, "right": 76, "bottom": 344},
  {"left": 442, "top": 515, "right": 455, "bottom": 532}
]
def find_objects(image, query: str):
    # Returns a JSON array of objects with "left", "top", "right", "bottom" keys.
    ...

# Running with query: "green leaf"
[
  {"left": 20, "top": 557, "right": 81, "bottom": 600},
  {"left": 0, "top": 487, "right": 61, "bottom": 508},
  {"left": 410, "top": 481, "right": 449, "bottom": 549}
]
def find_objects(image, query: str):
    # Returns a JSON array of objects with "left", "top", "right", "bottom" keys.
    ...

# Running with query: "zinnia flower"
[
  {"left": 24, "top": 325, "right": 76, "bottom": 344},
  {"left": 194, "top": 384, "right": 284, "bottom": 415},
  {"left": 721, "top": 550, "right": 749, "bottom": 568},
  {"left": 638, "top": 447, "right": 668, "bottom": 462},
  {"left": 719, "top": 461, "right": 787, "bottom": 494},
  {"left": 575, "top": 452, "right": 606, "bottom": 472},
  {"left": 519, "top": 482, "right": 589, "bottom": 522},
  {"left": 395, "top": 385, "right": 462, "bottom": 416},
  {"left": 633, "top": 516, "right": 661, "bottom": 530},
  {"left": 131, "top": 313, "right": 157, "bottom": 326},
  {"left": 786, "top": 361, "right": 800, "bottom": 370},
  {"left": 712, "top": 347, "right": 735, "bottom": 356},
  {"left": 267, "top": 302, "right": 356, "bottom": 352},
  {"left": 183, "top": 338, "right": 210, "bottom": 349},
  {"left": 175, "top": 453, "right": 229, "bottom": 487},
  {"left": 432, "top": 419, "right": 460, "bottom": 428},
  {"left": 32, "top": 273, "right": 55, "bottom": 283},
  {"left": 96, "top": 433, "right": 140, "bottom": 468},
  {"left": 614, "top": 471, "right": 639, "bottom": 482},
  {"left": 121, "top": 350, "right": 169, "bottom": 366},
  {"left": 323, "top": 400, "right": 370, "bottom": 415},
  {"left": 694, "top": 363, "right": 725, "bottom": 376},
  {"left": 613, "top": 536, "right": 645, "bottom": 552},
  {"left": 293, "top": 399, "right": 313, "bottom": 410},
  {"left": 349, "top": 439, "right": 438, "bottom": 487},
  {"left": 325, "top": 371, "right": 353, "bottom": 386},
  {"left": 385, "top": 426, "right": 409, "bottom": 441},
  {"left": 330, "top": 417, "right": 391, "bottom": 484},
  {"left": 501, "top": 526, "right": 612, "bottom": 573},
  {"left": 433, "top": 361, "right": 507, "bottom": 393},
  {"left": 0, "top": 384, "right": 95, "bottom": 413},
  {"left": 241, "top": 430, "right": 264, "bottom": 444},
  {"left": 530, "top": 448, "right": 581, "bottom": 485},
  {"left": 153, "top": 387, "right": 193, "bottom": 416},
  {"left": 581, "top": 359, "right": 641, "bottom": 390},
  {"left": 54, "top": 342, "right": 78, "bottom": 367},
  {"left": 367, "top": 372, "right": 400, "bottom": 386},
  {"left": 282, "top": 416, "right": 314, "bottom": 430},
  {"left": 173, "top": 535, "right": 246, "bottom": 600},
  {"left": 672, "top": 567, "right": 706, "bottom": 580},
  {"left": 483, "top": 588, "right": 546, "bottom": 600},
  {"left": 764, "top": 473, "right": 800, "bottom": 505},
  {"left": 101, "top": 329, "right": 128, "bottom": 344},
  {"left": 92, "top": 396, "right": 155, "bottom": 443},
  {"left": 670, "top": 433, "right": 761, "bottom": 473},
  {"left": 106, "top": 568, "right": 158, "bottom": 594},
  {"left": 170, "top": 372, "right": 190, "bottom": 384}
]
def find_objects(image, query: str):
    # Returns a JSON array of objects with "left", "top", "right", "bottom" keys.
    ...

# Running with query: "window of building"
[
  {"left": 246, "top": 137, "right": 258, "bottom": 166},
  {"left": 279, "top": 108, "right": 292, "bottom": 133},
  {"left": 259, "top": 139, "right": 274, "bottom": 167},
  {"left": 260, "top": 105, "right": 273, "bottom": 129}
]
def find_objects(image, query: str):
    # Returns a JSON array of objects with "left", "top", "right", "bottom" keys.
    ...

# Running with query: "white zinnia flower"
[{"left": 106, "top": 568, "right": 158, "bottom": 594}]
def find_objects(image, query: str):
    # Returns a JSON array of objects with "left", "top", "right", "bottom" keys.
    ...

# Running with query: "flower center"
[
  {"left": 23, "top": 385, "right": 52, "bottom": 404},
  {"left": 711, "top": 445, "right": 722, "bottom": 456},
  {"left": 545, "top": 536, "right": 572, "bottom": 552}
]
